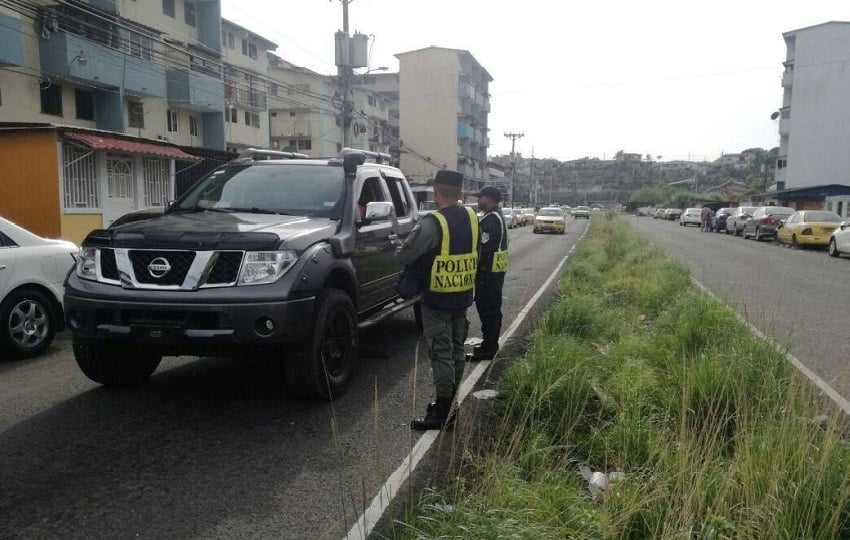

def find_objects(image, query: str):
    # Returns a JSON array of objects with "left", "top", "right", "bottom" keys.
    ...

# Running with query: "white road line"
[
  {"left": 692, "top": 278, "right": 850, "bottom": 415},
  {"left": 344, "top": 227, "right": 589, "bottom": 540}
]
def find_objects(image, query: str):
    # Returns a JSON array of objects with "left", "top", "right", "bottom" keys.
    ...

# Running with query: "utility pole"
[
  {"left": 529, "top": 147, "right": 535, "bottom": 206},
  {"left": 504, "top": 132, "right": 524, "bottom": 207},
  {"left": 335, "top": 0, "right": 354, "bottom": 148}
]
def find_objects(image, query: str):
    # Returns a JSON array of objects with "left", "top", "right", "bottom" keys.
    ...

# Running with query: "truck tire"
[
  {"left": 0, "top": 289, "right": 57, "bottom": 360},
  {"left": 285, "top": 288, "right": 357, "bottom": 401},
  {"left": 73, "top": 337, "right": 162, "bottom": 386}
]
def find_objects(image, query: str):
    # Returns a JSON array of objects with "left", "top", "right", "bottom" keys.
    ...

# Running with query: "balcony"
[
  {"left": 39, "top": 31, "right": 165, "bottom": 97},
  {"left": 226, "top": 86, "right": 268, "bottom": 111},
  {"left": 781, "top": 68, "right": 793, "bottom": 88},
  {"left": 457, "top": 122, "right": 472, "bottom": 139},
  {"left": 459, "top": 82, "right": 475, "bottom": 100},
  {"left": 167, "top": 69, "right": 224, "bottom": 112},
  {"left": 484, "top": 100, "right": 491, "bottom": 113},
  {"left": 778, "top": 107, "right": 790, "bottom": 135},
  {"left": 0, "top": 13, "right": 24, "bottom": 66}
]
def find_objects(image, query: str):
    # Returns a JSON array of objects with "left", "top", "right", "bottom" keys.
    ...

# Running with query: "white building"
[{"left": 777, "top": 22, "right": 850, "bottom": 191}]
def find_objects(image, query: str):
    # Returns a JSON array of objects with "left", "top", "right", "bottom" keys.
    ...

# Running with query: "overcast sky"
[{"left": 222, "top": 1, "right": 850, "bottom": 162}]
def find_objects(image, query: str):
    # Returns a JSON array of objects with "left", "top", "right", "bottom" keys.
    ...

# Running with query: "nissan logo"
[{"left": 147, "top": 257, "right": 172, "bottom": 278}]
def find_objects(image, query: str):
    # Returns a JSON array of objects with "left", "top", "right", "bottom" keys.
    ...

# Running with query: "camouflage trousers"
[{"left": 420, "top": 305, "right": 469, "bottom": 400}]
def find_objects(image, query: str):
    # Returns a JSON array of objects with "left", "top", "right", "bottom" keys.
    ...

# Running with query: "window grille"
[{"left": 63, "top": 145, "right": 98, "bottom": 209}]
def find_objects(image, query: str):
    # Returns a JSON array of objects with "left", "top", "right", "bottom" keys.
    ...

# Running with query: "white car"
[
  {"left": 680, "top": 207, "right": 703, "bottom": 227},
  {"left": 501, "top": 208, "right": 517, "bottom": 229},
  {"left": 0, "top": 217, "right": 78, "bottom": 359},
  {"left": 828, "top": 220, "right": 850, "bottom": 258}
]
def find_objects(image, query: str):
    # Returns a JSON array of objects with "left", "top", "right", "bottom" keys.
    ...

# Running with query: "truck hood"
[{"left": 104, "top": 211, "right": 338, "bottom": 251}]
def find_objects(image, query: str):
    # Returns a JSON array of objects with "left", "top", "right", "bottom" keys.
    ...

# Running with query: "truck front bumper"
[{"left": 64, "top": 275, "right": 315, "bottom": 356}]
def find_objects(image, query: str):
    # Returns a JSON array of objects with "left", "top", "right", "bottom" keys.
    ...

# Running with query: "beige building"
[
  {"left": 395, "top": 47, "right": 492, "bottom": 192},
  {"left": 221, "top": 19, "right": 276, "bottom": 153},
  {"left": 266, "top": 54, "right": 393, "bottom": 158}
]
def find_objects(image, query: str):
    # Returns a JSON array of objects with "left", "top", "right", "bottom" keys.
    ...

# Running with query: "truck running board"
[{"left": 358, "top": 296, "right": 420, "bottom": 330}]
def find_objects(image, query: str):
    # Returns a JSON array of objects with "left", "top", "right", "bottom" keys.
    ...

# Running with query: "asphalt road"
[
  {"left": 632, "top": 216, "right": 850, "bottom": 400},
  {"left": 0, "top": 217, "right": 588, "bottom": 540}
]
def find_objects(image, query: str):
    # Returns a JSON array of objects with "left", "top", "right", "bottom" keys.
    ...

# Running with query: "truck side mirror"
[{"left": 364, "top": 201, "right": 394, "bottom": 222}]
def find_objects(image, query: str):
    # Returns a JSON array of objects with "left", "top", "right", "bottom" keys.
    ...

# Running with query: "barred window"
[{"left": 63, "top": 145, "right": 98, "bottom": 209}]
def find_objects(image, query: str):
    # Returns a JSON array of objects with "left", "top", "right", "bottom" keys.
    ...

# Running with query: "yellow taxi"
[
  {"left": 533, "top": 207, "right": 566, "bottom": 234},
  {"left": 776, "top": 210, "right": 842, "bottom": 248}
]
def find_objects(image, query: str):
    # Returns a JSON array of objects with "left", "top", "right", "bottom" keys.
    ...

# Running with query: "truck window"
[{"left": 385, "top": 176, "right": 410, "bottom": 217}]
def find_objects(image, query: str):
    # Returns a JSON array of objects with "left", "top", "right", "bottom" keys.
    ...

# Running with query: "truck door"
[{"left": 352, "top": 176, "right": 397, "bottom": 311}]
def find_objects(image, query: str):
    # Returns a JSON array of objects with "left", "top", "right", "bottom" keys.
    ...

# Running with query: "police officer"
[
  {"left": 395, "top": 170, "right": 479, "bottom": 431},
  {"left": 469, "top": 186, "right": 508, "bottom": 361}
]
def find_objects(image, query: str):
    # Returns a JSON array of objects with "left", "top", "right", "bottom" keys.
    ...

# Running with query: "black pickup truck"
[{"left": 64, "top": 150, "right": 420, "bottom": 400}]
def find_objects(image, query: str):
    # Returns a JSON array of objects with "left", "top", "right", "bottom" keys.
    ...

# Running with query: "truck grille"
[
  {"left": 206, "top": 252, "right": 243, "bottom": 285},
  {"left": 100, "top": 249, "right": 119, "bottom": 281},
  {"left": 129, "top": 250, "right": 196, "bottom": 285}
]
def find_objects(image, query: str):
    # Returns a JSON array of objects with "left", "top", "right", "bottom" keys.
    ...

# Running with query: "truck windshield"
[{"left": 173, "top": 164, "right": 346, "bottom": 218}]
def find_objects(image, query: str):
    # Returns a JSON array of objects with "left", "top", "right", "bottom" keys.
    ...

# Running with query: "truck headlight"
[
  {"left": 76, "top": 247, "right": 98, "bottom": 280},
  {"left": 238, "top": 250, "right": 298, "bottom": 285}
]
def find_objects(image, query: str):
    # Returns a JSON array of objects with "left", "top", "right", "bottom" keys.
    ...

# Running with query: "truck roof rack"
[
  {"left": 339, "top": 147, "right": 392, "bottom": 165},
  {"left": 233, "top": 148, "right": 311, "bottom": 162}
]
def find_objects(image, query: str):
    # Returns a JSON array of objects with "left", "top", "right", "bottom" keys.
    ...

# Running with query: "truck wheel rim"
[
  {"left": 8, "top": 299, "right": 48, "bottom": 349},
  {"left": 321, "top": 308, "right": 355, "bottom": 379}
]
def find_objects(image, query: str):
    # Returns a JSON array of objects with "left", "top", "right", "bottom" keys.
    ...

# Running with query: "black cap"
[
  {"left": 476, "top": 186, "right": 502, "bottom": 202},
  {"left": 434, "top": 169, "right": 463, "bottom": 188}
]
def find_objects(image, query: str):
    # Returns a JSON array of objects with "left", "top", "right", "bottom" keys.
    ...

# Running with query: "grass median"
[{"left": 394, "top": 214, "right": 850, "bottom": 539}]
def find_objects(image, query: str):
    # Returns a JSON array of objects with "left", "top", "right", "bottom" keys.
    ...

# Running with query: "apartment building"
[
  {"left": 359, "top": 71, "right": 399, "bottom": 153},
  {"left": 220, "top": 18, "right": 275, "bottom": 153},
  {"left": 396, "top": 47, "right": 492, "bottom": 192},
  {"left": 267, "top": 54, "right": 338, "bottom": 156},
  {"left": 266, "top": 54, "right": 392, "bottom": 157},
  {"left": 777, "top": 22, "right": 850, "bottom": 191}
]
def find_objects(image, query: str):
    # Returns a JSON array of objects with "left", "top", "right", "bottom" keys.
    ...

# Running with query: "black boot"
[
  {"left": 411, "top": 397, "right": 456, "bottom": 431},
  {"left": 467, "top": 344, "right": 498, "bottom": 362}
]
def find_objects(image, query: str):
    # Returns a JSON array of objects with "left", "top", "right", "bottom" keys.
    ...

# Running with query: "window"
[
  {"left": 295, "top": 139, "right": 311, "bottom": 150},
  {"left": 63, "top": 145, "right": 98, "bottom": 209},
  {"left": 227, "top": 32, "right": 235, "bottom": 49},
  {"left": 0, "top": 231, "right": 17, "bottom": 248},
  {"left": 248, "top": 42, "right": 257, "bottom": 60},
  {"left": 128, "top": 32, "right": 153, "bottom": 61},
  {"left": 162, "top": 0, "right": 175, "bottom": 17},
  {"left": 228, "top": 107, "right": 237, "bottom": 123},
  {"left": 385, "top": 176, "right": 410, "bottom": 217},
  {"left": 368, "top": 95, "right": 376, "bottom": 107},
  {"left": 244, "top": 111, "right": 250, "bottom": 125},
  {"left": 270, "top": 112, "right": 277, "bottom": 118},
  {"left": 167, "top": 110, "right": 179, "bottom": 133},
  {"left": 241, "top": 38, "right": 248, "bottom": 55},
  {"left": 75, "top": 89, "right": 94, "bottom": 121},
  {"left": 107, "top": 155, "right": 135, "bottom": 199},
  {"left": 289, "top": 112, "right": 296, "bottom": 117},
  {"left": 39, "top": 81, "right": 62, "bottom": 116},
  {"left": 269, "top": 83, "right": 278, "bottom": 96},
  {"left": 184, "top": 1, "right": 196, "bottom": 26},
  {"left": 189, "top": 115, "right": 199, "bottom": 137},
  {"left": 128, "top": 101, "right": 145, "bottom": 128},
  {"left": 251, "top": 114, "right": 260, "bottom": 128}
]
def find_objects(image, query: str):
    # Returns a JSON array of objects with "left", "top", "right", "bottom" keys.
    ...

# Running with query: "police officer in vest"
[
  {"left": 469, "top": 186, "right": 508, "bottom": 361},
  {"left": 395, "top": 169, "right": 480, "bottom": 431}
]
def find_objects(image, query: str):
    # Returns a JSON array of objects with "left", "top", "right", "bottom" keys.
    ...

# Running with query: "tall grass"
[{"left": 394, "top": 215, "right": 850, "bottom": 539}]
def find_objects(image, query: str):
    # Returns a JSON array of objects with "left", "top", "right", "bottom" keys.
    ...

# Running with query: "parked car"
[
  {"left": 653, "top": 208, "right": 667, "bottom": 219},
  {"left": 725, "top": 206, "right": 757, "bottom": 236},
  {"left": 572, "top": 205, "right": 591, "bottom": 219},
  {"left": 679, "top": 208, "right": 702, "bottom": 227},
  {"left": 664, "top": 208, "right": 683, "bottom": 221},
  {"left": 0, "top": 216, "right": 78, "bottom": 359},
  {"left": 776, "top": 210, "right": 842, "bottom": 248},
  {"left": 521, "top": 208, "right": 536, "bottom": 225},
  {"left": 742, "top": 206, "right": 796, "bottom": 241},
  {"left": 533, "top": 207, "right": 566, "bottom": 234},
  {"left": 713, "top": 208, "right": 733, "bottom": 232},
  {"left": 828, "top": 221, "right": 850, "bottom": 257},
  {"left": 501, "top": 207, "right": 517, "bottom": 229},
  {"left": 636, "top": 207, "right": 655, "bottom": 217}
]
